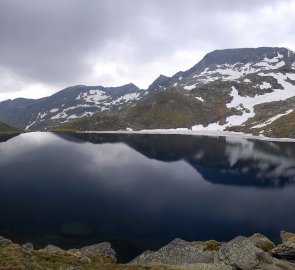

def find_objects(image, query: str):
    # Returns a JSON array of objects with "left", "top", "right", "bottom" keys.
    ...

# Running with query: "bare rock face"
[
  {"left": 271, "top": 231, "right": 295, "bottom": 261},
  {"left": 219, "top": 236, "right": 263, "bottom": 270},
  {"left": 42, "top": 244, "right": 64, "bottom": 252},
  {"left": 39, "top": 242, "right": 116, "bottom": 264},
  {"left": 78, "top": 242, "right": 117, "bottom": 263},
  {"left": 0, "top": 235, "right": 12, "bottom": 247},
  {"left": 130, "top": 235, "right": 295, "bottom": 270},
  {"left": 272, "top": 239, "right": 295, "bottom": 260},
  {"left": 248, "top": 233, "right": 276, "bottom": 252},
  {"left": 130, "top": 238, "right": 225, "bottom": 268},
  {"left": 280, "top": 231, "right": 295, "bottom": 243}
]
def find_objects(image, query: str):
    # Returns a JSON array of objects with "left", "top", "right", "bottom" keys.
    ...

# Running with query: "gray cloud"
[{"left": 0, "top": 0, "right": 294, "bottom": 100}]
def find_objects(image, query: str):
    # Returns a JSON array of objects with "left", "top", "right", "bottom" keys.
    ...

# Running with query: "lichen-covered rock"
[
  {"left": 130, "top": 238, "right": 221, "bottom": 267},
  {"left": 248, "top": 233, "right": 276, "bottom": 252},
  {"left": 0, "top": 235, "right": 12, "bottom": 247},
  {"left": 22, "top": 242, "right": 34, "bottom": 250},
  {"left": 219, "top": 236, "right": 263, "bottom": 270},
  {"left": 71, "top": 242, "right": 117, "bottom": 263},
  {"left": 252, "top": 251, "right": 294, "bottom": 270},
  {"left": 272, "top": 238, "right": 295, "bottom": 260},
  {"left": 21, "top": 242, "right": 34, "bottom": 257},
  {"left": 280, "top": 231, "right": 295, "bottom": 243},
  {"left": 42, "top": 244, "right": 64, "bottom": 252}
]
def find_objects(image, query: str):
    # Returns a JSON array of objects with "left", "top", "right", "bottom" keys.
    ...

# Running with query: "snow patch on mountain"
[
  {"left": 50, "top": 108, "right": 59, "bottom": 113},
  {"left": 51, "top": 112, "right": 67, "bottom": 120},
  {"left": 195, "top": 97, "right": 204, "bottom": 102},
  {"left": 76, "top": 90, "right": 109, "bottom": 104},
  {"left": 192, "top": 122, "right": 225, "bottom": 131},
  {"left": 184, "top": 84, "right": 196, "bottom": 90},
  {"left": 225, "top": 72, "right": 295, "bottom": 127},
  {"left": 259, "top": 82, "right": 272, "bottom": 89},
  {"left": 113, "top": 93, "right": 140, "bottom": 103},
  {"left": 252, "top": 109, "right": 294, "bottom": 129},
  {"left": 187, "top": 52, "right": 289, "bottom": 87}
]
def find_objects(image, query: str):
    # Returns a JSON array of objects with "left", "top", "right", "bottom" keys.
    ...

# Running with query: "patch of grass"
[
  {"left": 203, "top": 240, "right": 221, "bottom": 251},
  {"left": 255, "top": 241, "right": 276, "bottom": 252},
  {"left": 0, "top": 244, "right": 184, "bottom": 270},
  {"left": 0, "top": 121, "right": 21, "bottom": 134},
  {"left": 190, "top": 240, "right": 220, "bottom": 251}
]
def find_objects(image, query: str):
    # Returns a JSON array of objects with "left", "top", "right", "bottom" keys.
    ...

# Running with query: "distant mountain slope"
[
  {"left": 0, "top": 121, "right": 20, "bottom": 133},
  {"left": 0, "top": 83, "right": 144, "bottom": 131},
  {"left": 57, "top": 47, "right": 295, "bottom": 138},
  {"left": 1, "top": 46, "right": 295, "bottom": 137}
]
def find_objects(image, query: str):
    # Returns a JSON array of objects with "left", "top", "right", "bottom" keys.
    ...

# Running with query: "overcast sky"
[{"left": 0, "top": 0, "right": 295, "bottom": 101}]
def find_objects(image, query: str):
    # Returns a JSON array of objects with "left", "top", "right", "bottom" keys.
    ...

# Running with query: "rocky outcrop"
[
  {"left": 219, "top": 236, "right": 263, "bottom": 269},
  {"left": 272, "top": 233, "right": 295, "bottom": 261},
  {"left": 0, "top": 235, "right": 12, "bottom": 247},
  {"left": 280, "top": 231, "right": 295, "bottom": 243},
  {"left": 130, "top": 238, "right": 223, "bottom": 267},
  {"left": 69, "top": 242, "right": 117, "bottom": 263},
  {"left": 1, "top": 233, "right": 295, "bottom": 270},
  {"left": 249, "top": 233, "right": 276, "bottom": 252},
  {"left": 131, "top": 234, "right": 295, "bottom": 270}
]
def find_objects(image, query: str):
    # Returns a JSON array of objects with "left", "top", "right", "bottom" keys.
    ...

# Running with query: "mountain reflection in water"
[
  {"left": 60, "top": 132, "right": 295, "bottom": 187},
  {"left": 0, "top": 132, "right": 295, "bottom": 262}
]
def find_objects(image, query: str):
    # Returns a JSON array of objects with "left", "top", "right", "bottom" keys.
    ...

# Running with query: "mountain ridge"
[
  {"left": 56, "top": 47, "right": 295, "bottom": 138},
  {"left": 1, "top": 46, "right": 295, "bottom": 137},
  {"left": 0, "top": 121, "right": 21, "bottom": 134}
]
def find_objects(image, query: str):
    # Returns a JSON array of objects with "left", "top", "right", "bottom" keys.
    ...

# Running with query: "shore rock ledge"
[{"left": 131, "top": 233, "right": 295, "bottom": 270}]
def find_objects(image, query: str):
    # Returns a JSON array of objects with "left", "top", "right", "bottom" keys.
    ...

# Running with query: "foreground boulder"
[
  {"left": 280, "top": 231, "right": 295, "bottom": 243},
  {"left": 131, "top": 235, "right": 295, "bottom": 270},
  {"left": 272, "top": 238, "right": 295, "bottom": 260},
  {"left": 69, "top": 242, "right": 117, "bottom": 263},
  {"left": 272, "top": 231, "right": 295, "bottom": 260},
  {"left": 219, "top": 236, "right": 263, "bottom": 270},
  {"left": 248, "top": 233, "right": 276, "bottom": 252},
  {"left": 130, "top": 238, "right": 231, "bottom": 269}
]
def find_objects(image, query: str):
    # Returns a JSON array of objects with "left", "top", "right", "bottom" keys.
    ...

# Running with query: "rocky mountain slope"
[
  {"left": 0, "top": 84, "right": 144, "bottom": 131},
  {"left": 57, "top": 47, "right": 295, "bottom": 138},
  {"left": 0, "top": 121, "right": 20, "bottom": 133},
  {"left": 1, "top": 47, "right": 295, "bottom": 137}
]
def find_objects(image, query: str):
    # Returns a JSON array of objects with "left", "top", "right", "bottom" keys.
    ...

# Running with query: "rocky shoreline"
[{"left": 1, "top": 231, "right": 295, "bottom": 270}]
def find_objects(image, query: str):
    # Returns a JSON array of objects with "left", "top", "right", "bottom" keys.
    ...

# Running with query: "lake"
[{"left": 0, "top": 132, "right": 295, "bottom": 262}]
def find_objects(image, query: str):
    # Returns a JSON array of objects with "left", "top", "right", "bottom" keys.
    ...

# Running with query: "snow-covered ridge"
[
  {"left": 191, "top": 53, "right": 286, "bottom": 84},
  {"left": 11, "top": 47, "right": 295, "bottom": 132}
]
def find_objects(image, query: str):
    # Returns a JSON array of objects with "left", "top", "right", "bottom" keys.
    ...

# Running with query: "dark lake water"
[{"left": 1, "top": 132, "right": 295, "bottom": 262}]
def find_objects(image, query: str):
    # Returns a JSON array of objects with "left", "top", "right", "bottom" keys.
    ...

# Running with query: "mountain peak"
[
  {"left": 190, "top": 47, "right": 295, "bottom": 73},
  {"left": 148, "top": 74, "right": 171, "bottom": 91}
]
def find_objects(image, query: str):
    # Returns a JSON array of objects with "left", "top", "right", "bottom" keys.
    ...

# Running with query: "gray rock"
[
  {"left": 21, "top": 242, "right": 34, "bottom": 257},
  {"left": 22, "top": 242, "right": 34, "bottom": 250},
  {"left": 76, "top": 242, "right": 116, "bottom": 262},
  {"left": 248, "top": 233, "right": 276, "bottom": 252},
  {"left": 0, "top": 235, "right": 12, "bottom": 247},
  {"left": 272, "top": 238, "right": 295, "bottom": 260},
  {"left": 280, "top": 231, "right": 295, "bottom": 243},
  {"left": 219, "top": 236, "right": 263, "bottom": 270},
  {"left": 255, "top": 254, "right": 295, "bottom": 270},
  {"left": 42, "top": 244, "right": 64, "bottom": 252},
  {"left": 130, "top": 238, "right": 220, "bottom": 267}
]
